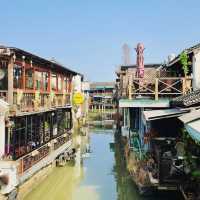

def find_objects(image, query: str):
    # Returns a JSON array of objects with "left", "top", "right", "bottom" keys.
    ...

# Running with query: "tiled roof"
[
  {"left": 0, "top": 46, "right": 82, "bottom": 77},
  {"left": 170, "top": 89, "right": 200, "bottom": 107}
]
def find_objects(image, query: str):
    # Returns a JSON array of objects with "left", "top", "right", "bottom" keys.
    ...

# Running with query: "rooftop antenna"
[{"left": 122, "top": 43, "right": 131, "bottom": 65}]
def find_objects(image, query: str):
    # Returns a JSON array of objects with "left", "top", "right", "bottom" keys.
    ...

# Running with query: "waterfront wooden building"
[
  {"left": 89, "top": 82, "right": 115, "bottom": 112},
  {"left": 116, "top": 43, "right": 200, "bottom": 195},
  {"left": 0, "top": 46, "right": 82, "bottom": 196}
]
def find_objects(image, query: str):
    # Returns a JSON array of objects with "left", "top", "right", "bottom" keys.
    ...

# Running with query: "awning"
[
  {"left": 119, "top": 98, "right": 170, "bottom": 108},
  {"left": 179, "top": 110, "right": 200, "bottom": 142},
  {"left": 179, "top": 110, "right": 200, "bottom": 124},
  {"left": 143, "top": 108, "right": 189, "bottom": 121},
  {"left": 185, "top": 121, "right": 200, "bottom": 142}
]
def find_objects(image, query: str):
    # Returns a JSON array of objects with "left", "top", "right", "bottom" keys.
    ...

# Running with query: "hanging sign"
[{"left": 73, "top": 92, "right": 84, "bottom": 105}]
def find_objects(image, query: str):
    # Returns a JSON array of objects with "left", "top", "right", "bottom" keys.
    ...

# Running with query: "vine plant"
[{"left": 180, "top": 51, "right": 189, "bottom": 77}]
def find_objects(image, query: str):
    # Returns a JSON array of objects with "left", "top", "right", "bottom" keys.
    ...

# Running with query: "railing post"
[
  {"left": 128, "top": 85, "right": 132, "bottom": 99},
  {"left": 155, "top": 78, "right": 158, "bottom": 100},
  {"left": 182, "top": 77, "right": 186, "bottom": 94}
]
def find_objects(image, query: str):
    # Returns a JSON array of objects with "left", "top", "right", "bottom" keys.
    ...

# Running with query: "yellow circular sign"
[{"left": 73, "top": 92, "right": 84, "bottom": 105}]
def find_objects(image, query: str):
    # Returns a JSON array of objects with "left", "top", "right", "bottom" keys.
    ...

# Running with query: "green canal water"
[{"left": 25, "top": 129, "right": 182, "bottom": 200}]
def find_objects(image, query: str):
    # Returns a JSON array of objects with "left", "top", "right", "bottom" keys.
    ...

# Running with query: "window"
[
  {"left": 35, "top": 71, "right": 42, "bottom": 90},
  {"left": 52, "top": 112, "right": 57, "bottom": 137},
  {"left": 25, "top": 68, "right": 34, "bottom": 89},
  {"left": 13, "top": 64, "right": 22, "bottom": 89},
  {"left": 35, "top": 70, "right": 49, "bottom": 91},
  {"left": 63, "top": 77, "right": 67, "bottom": 92},
  {"left": 12, "top": 117, "right": 27, "bottom": 159},
  {"left": 58, "top": 76, "right": 62, "bottom": 91},
  {"left": 66, "top": 77, "right": 71, "bottom": 93},
  {"left": 0, "top": 61, "right": 8, "bottom": 89},
  {"left": 51, "top": 73, "right": 57, "bottom": 91},
  {"left": 42, "top": 72, "right": 49, "bottom": 91},
  {"left": 57, "top": 109, "right": 65, "bottom": 135},
  {"left": 44, "top": 112, "right": 51, "bottom": 142},
  {"left": 66, "top": 110, "right": 72, "bottom": 130}
]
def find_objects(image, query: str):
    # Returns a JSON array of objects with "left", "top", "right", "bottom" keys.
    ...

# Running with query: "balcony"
[
  {"left": 17, "top": 144, "right": 50, "bottom": 174},
  {"left": 17, "top": 132, "right": 72, "bottom": 174},
  {"left": 11, "top": 90, "right": 71, "bottom": 114},
  {"left": 127, "top": 77, "right": 192, "bottom": 100},
  {"left": 53, "top": 134, "right": 71, "bottom": 150}
]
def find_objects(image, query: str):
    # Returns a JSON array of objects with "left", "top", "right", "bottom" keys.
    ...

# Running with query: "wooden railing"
[
  {"left": 12, "top": 90, "right": 72, "bottom": 113},
  {"left": 128, "top": 77, "right": 192, "bottom": 100},
  {"left": 17, "top": 133, "right": 72, "bottom": 174},
  {"left": 18, "top": 144, "right": 50, "bottom": 174},
  {"left": 53, "top": 134, "right": 71, "bottom": 150}
]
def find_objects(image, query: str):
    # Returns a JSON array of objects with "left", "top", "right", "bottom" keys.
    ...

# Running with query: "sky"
[{"left": 0, "top": 0, "right": 200, "bottom": 82}]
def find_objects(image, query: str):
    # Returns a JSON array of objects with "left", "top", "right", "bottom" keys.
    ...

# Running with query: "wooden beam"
[
  {"left": 48, "top": 70, "right": 51, "bottom": 93},
  {"left": 22, "top": 66, "right": 25, "bottom": 90},
  {"left": 8, "top": 57, "right": 14, "bottom": 105},
  {"left": 33, "top": 67, "right": 36, "bottom": 90}
]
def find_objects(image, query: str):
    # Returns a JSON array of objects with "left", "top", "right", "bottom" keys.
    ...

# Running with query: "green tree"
[{"left": 180, "top": 51, "right": 189, "bottom": 77}]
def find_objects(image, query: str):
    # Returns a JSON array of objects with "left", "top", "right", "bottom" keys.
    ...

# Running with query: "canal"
[{"left": 24, "top": 129, "right": 182, "bottom": 200}]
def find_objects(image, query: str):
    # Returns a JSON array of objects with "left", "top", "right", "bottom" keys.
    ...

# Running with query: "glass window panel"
[
  {"left": 25, "top": 69, "right": 34, "bottom": 89},
  {"left": 42, "top": 72, "right": 49, "bottom": 91},
  {"left": 58, "top": 76, "right": 62, "bottom": 91},
  {"left": 51, "top": 73, "right": 57, "bottom": 91},
  {"left": 35, "top": 71, "right": 42, "bottom": 90},
  {"left": 13, "top": 64, "right": 22, "bottom": 89},
  {"left": 0, "top": 61, "right": 8, "bottom": 90}
]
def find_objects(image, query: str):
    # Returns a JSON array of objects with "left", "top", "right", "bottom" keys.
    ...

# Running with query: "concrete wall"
[{"left": 192, "top": 50, "right": 200, "bottom": 90}]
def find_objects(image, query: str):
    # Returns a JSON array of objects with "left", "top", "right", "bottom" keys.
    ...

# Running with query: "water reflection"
[
  {"left": 113, "top": 133, "right": 142, "bottom": 200},
  {"left": 25, "top": 129, "right": 182, "bottom": 200}
]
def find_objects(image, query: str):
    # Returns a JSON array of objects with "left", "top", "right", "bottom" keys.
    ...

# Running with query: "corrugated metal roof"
[
  {"left": 179, "top": 109, "right": 200, "bottom": 124},
  {"left": 119, "top": 98, "right": 170, "bottom": 108},
  {"left": 185, "top": 120, "right": 200, "bottom": 142},
  {"left": 143, "top": 108, "right": 188, "bottom": 121}
]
